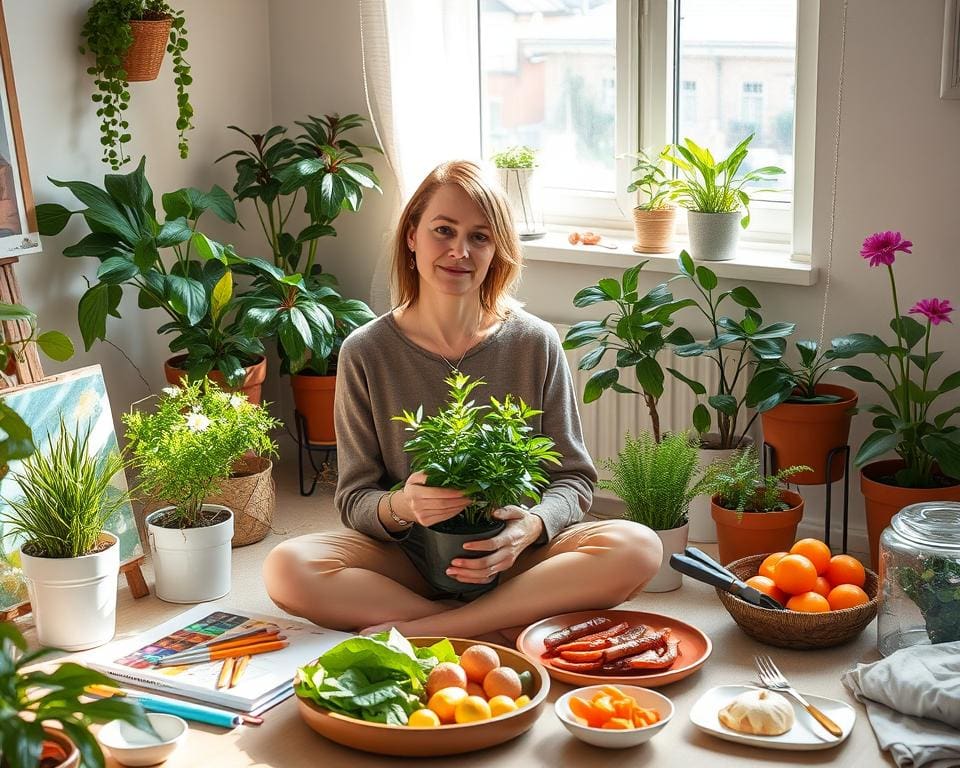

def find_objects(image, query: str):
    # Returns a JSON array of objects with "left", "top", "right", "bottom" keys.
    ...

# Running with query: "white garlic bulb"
[{"left": 718, "top": 689, "right": 796, "bottom": 736}]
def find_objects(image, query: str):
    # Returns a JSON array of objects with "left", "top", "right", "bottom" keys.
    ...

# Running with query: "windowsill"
[{"left": 520, "top": 231, "right": 818, "bottom": 287}]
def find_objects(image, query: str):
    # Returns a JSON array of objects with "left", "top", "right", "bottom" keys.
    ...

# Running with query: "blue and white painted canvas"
[{"left": 0, "top": 365, "right": 142, "bottom": 610}]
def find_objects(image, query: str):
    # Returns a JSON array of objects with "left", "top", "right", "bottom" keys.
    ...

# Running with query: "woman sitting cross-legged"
[{"left": 262, "top": 160, "right": 662, "bottom": 640}]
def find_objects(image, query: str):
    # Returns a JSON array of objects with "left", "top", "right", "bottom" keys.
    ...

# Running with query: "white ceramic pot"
[
  {"left": 147, "top": 505, "right": 234, "bottom": 603},
  {"left": 687, "top": 210, "right": 741, "bottom": 261},
  {"left": 19, "top": 532, "right": 119, "bottom": 650},
  {"left": 688, "top": 434, "right": 755, "bottom": 543},
  {"left": 644, "top": 523, "right": 689, "bottom": 593}
]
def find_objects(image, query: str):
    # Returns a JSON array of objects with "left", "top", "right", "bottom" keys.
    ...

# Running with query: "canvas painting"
[{"left": 0, "top": 365, "right": 142, "bottom": 610}]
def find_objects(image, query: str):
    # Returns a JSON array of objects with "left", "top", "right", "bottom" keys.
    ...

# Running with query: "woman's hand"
[
  {"left": 398, "top": 471, "right": 472, "bottom": 527},
  {"left": 445, "top": 506, "right": 544, "bottom": 584}
]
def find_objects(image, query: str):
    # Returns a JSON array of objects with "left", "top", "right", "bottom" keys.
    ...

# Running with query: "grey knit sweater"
[{"left": 333, "top": 308, "right": 597, "bottom": 546}]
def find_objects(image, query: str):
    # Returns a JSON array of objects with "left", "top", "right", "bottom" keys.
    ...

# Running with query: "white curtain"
[{"left": 359, "top": 0, "right": 481, "bottom": 312}]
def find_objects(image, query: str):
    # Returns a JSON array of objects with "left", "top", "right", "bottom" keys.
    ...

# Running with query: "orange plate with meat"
[{"left": 517, "top": 610, "right": 712, "bottom": 688}]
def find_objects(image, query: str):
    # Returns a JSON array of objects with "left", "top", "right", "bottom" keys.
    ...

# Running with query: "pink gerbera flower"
[
  {"left": 860, "top": 231, "right": 913, "bottom": 267},
  {"left": 909, "top": 298, "right": 953, "bottom": 325}
]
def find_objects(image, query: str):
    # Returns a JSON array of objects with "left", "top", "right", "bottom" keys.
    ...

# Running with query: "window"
[{"left": 680, "top": 79, "right": 697, "bottom": 124}]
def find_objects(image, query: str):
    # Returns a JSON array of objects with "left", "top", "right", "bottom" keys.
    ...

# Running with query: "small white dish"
[
  {"left": 98, "top": 713, "right": 188, "bottom": 766},
  {"left": 689, "top": 685, "right": 856, "bottom": 750},
  {"left": 555, "top": 684, "right": 673, "bottom": 749}
]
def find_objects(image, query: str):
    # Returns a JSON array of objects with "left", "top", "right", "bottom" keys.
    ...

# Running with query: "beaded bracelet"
[{"left": 387, "top": 490, "right": 411, "bottom": 527}]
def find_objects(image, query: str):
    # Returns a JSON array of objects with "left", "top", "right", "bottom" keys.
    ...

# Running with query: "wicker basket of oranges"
[{"left": 717, "top": 540, "right": 879, "bottom": 650}]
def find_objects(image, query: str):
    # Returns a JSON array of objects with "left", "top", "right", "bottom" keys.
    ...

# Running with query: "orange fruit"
[
  {"left": 745, "top": 575, "right": 787, "bottom": 605},
  {"left": 454, "top": 695, "right": 492, "bottom": 723},
  {"left": 483, "top": 666, "right": 522, "bottom": 699},
  {"left": 488, "top": 695, "right": 518, "bottom": 717},
  {"left": 790, "top": 538, "right": 832, "bottom": 575},
  {"left": 773, "top": 554, "right": 818, "bottom": 595},
  {"left": 826, "top": 554, "right": 866, "bottom": 588},
  {"left": 466, "top": 681, "right": 485, "bottom": 698},
  {"left": 786, "top": 591, "right": 831, "bottom": 613},
  {"left": 758, "top": 552, "right": 788, "bottom": 580},
  {"left": 407, "top": 708, "right": 441, "bottom": 728},
  {"left": 459, "top": 645, "right": 500, "bottom": 683},
  {"left": 827, "top": 583, "right": 870, "bottom": 610},
  {"left": 426, "top": 662, "right": 468, "bottom": 698},
  {"left": 427, "top": 686, "right": 469, "bottom": 724},
  {"left": 812, "top": 576, "right": 832, "bottom": 598}
]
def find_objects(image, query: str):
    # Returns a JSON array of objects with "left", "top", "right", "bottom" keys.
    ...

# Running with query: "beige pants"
[{"left": 262, "top": 519, "right": 662, "bottom": 638}]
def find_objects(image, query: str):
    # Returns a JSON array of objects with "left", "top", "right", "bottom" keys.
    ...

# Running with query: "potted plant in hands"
[
  {"left": 662, "top": 134, "right": 784, "bottom": 261},
  {"left": 562, "top": 261, "right": 695, "bottom": 443},
  {"left": 393, "top": 373, "right": 562, "bottom": 598},
  {"left": 0, "top": 622, "right": 153, "bottom": 768},
  {"left": 839, "top": 232, "right": 960, "bottom": 567},
  {"left": 598, "top": 431, "right": 705, "bottom": 592},
  {"left": 80, "top": 0, "right": 193, "bottom": 169},
  {"left": 700, "top": 446, "right": 810, "bottom": 564},
  {"left": 490, "top": 146, "right": 545, "bottom": 240},
  {"left": 626, "top": 147, "right": 677, "bottom": 253},
  {"left": 123, "top": 380, "right": 279, "bottom": 603},
  {"left": 0, "top": 422, "right": 132, "bottom": 650}
]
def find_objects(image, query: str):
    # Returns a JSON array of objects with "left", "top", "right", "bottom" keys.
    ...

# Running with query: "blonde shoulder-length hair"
[{"left": 391, "top": 160, "right": 523, "bottom": 319}]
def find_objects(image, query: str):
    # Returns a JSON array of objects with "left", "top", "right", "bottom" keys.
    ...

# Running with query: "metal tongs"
[{"left": 670, "top": 546, "right": 785, "bottom": 610}]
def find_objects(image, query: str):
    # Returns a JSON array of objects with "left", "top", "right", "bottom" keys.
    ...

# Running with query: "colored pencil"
[
  {"left": 216, "top": 657, "right": 235, "bottom": 689},
  {"left": 156, "top": 640, "right": 288, "bottom": 667},
  {"left": 161, "top": 630, "right": 281, "bottom": 661},
  {"left": 229, "top": 655, "right": 251, "bottom": 688},
  {"left": 191, "top": 626, "right": 280, "bottom": 650},
  {"left": 85, "top": 685, "right": 247, "bottom": 728}
]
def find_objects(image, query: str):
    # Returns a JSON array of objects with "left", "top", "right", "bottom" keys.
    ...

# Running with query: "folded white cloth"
[{"left": 841, "top": 641, "right": 960, "bottom": 768}]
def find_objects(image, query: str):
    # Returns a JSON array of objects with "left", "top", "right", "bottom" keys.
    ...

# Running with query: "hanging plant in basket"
[{"left": 80, "top": 0, "right": 194, "bottom": 169}]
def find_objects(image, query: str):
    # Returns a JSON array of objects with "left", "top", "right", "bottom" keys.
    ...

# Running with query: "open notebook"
[{"left": 78, "top": 604, "right": 352, "bottom": 713}]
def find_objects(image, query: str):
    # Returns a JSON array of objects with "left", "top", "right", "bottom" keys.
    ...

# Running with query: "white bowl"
[
  {"left": 554, "top": 684, "right": 673, "bottom": 749},
  {"left": 98, "top": 713, "right": 188, "bottom": 766}
]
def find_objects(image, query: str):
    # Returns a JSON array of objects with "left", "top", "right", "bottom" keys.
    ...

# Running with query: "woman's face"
[{"left": 407, "top": 183, "right": 496, "bottom": 301}]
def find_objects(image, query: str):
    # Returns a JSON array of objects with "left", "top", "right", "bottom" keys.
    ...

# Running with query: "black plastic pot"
[{"left": 420, "top": 519, "right": 506, "bottom": 599}]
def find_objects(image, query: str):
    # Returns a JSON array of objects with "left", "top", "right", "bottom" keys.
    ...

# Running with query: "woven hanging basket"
[
  {"left": 207, "top": 456, "right": 276, "bottom": 548},
  {"left": 123, "top": 18, "right": 172, "bottom": 82},
  {"left": 717, "top": 553, "right": 879, "bottom": 650}
]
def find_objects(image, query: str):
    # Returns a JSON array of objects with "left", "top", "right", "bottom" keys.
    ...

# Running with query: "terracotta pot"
[
  {"left": 689, "top": 433, "right": 754, "bottom": 543},
  {"left": 761, "top": 384, "right": 858, "bottom": 485},
  {"left": 860, "top": 459, "right": 960, "bottom": 569},
  {"left": 163, "top": 355, "right": 267, "bottom": 405},
  {"left": 711, "top": 490, "right": 804, "bottom": 565},
  {"left": 291, "top": 373, "right": 336, "bottom": 445},
  {"left": 123, "top": 18, "right": 172, "bottom": 82},
  {"left": 41, "top": 727, "right": 80, "bottom": 768},
  {"left": 632, "top": 206, "right": 678, "bottom": 254}
]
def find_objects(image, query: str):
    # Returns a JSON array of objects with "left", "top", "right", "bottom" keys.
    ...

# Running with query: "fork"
[{"left": 754, "top": 655, "right": 843, "bottom": 738}]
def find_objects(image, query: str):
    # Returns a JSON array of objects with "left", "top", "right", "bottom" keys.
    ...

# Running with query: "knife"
[{"left": 669, "top": 551, "right": 784, "bottom": 609}]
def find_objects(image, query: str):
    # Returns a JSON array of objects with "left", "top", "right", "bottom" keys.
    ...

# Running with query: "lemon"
[
  {"left": 407, "top": 708, "right": 441, "bottom": 728},
  {"left": 454, "top": 695, "right": 492, "bottom": 723},
  {"left": 488, "top": 695, "right": 518, "bottom": 717},
  {"left": 514, "top": 695, "right": 531, "bottom": 709},
  {"left": 428, "top": 686, "right": 469, "bottom": 724}
]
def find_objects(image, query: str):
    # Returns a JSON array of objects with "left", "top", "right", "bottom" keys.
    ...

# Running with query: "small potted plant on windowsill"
[
  {"left": 393, "top": 373, "right": 561, "bottom": 598},
  {"left": 490, "top": 146, "right": 545, "bottom": 241},
  {"left": 662, "top": 134, "right": 784, "bottom": 261},
  {"left": 123, "top": 380, "right": 279, "bottom": 603},
  {"left": 626, "top": 147, "right": 678, "bottom": 253},
  {"left": 700, "top": 446, "right": 810, "bottom": 564}
]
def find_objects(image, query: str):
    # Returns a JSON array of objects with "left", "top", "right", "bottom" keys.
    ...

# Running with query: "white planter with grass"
[
  {"left": 645, "top": 523, "right": 688, "bottom": 593},
  {"left": 686, "top": 210, "right": 741, "bottom": 261},
  {"left": 147, "top": 505, "right": 234, "bottom": 603},
  {"left": 20, "top": 532, "right": 119, "bottom": 650}
]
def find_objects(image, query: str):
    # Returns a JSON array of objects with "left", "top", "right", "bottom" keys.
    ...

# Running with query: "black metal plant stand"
[
  {"left": 762, "top": 441, "right": 852, "bottom": 554},
  {"left": 295, "top": 409, "right": 336, "bottom": 497}
]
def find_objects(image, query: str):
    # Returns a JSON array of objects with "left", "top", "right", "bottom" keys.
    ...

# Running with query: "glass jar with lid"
[{"left": 877, "top": 501, "right": 960, "bottom": 656}]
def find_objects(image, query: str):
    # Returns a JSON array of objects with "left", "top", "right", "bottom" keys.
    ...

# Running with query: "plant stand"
[
  {"left": 762, "top": 441, "right": 851, "bottom": 553},
  {"left": 296, "top": 409, "right": 336, "bottom": 496}
]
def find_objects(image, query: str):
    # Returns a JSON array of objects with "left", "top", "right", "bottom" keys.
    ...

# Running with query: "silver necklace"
[{"left": 439, "top": 348, "right": 469, "bottom": 373}]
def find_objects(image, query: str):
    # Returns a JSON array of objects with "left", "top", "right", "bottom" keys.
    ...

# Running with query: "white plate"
[{"left": 689, "top": 685, "right": 856, "bottom": 751}]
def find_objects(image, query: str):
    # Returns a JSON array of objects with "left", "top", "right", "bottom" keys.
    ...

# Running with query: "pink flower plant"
[
  {"left": 859, "top": 230, "right": 913, "bottom": 267},
  {"left": 909, "top": 298, "right": 953, "bottom": 325}
]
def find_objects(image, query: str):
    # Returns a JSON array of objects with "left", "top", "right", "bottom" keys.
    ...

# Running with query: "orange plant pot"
[
  {"left": 631, "top": 206, "right": 678, "bottom": 254},
  {"left": 123, "top": 18, "right": 172, "bottom": 82},
  {"left": 711, "top": 490, "right": 804, "bottom": 565},
  {"left": 291, "top": 373, "right": 336, "bottom": 446},
  {"left": 860, "top": 459, "right": 960, "bottom": 569},
  {"left": 761, "top": 384, "right": 858, "bottom": 485},
  {"left": 163, "top": 355, "right": 267, "bottom": 405}
]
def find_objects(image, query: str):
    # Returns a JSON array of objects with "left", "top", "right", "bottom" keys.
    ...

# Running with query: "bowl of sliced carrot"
[{"left": 554, "top": 684, "right": 673, "bottom": 748}]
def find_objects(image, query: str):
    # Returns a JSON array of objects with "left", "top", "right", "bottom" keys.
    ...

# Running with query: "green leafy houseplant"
[
  {"left": 598, "top": 431, "right": 705, "bottom": 531},
  {"left": 122, "top": 379, "right": 279, "bottom": 528},
  {"left": 562, "top": 262, "right": 695, "bottom": 442},
  {"left": 626, "top": 148, "right": 673, "bottom": 210},
  {"left": 490, "top": 146, "right": 537, "bottom": 169},
  {"left": 0, "top": 622, "right": 152, "bottom": 768},
  {"left": 750, "top": 338, "right": 868, "bottom": 405},
  {"left": 662, "top": 134, "right": 784, "bottom": 228},
  {"left": 1, "top": 421, "right": 131, "bottom": 559},
  {"left": 393, "top": 373, "right": 562, "bottom": 530},
  {"left": 897, "top": 556, "right": 960, "bottom": 644},
  {"left": 700, "top": 446, "right": 809, "bottom": 518},
  {"left": 80, "top": 0, "right": 193, "bottom": 169}
]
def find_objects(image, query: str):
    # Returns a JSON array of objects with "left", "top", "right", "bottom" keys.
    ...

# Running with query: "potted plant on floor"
[
  {"left": 1, "top": 421, "right": 132, "bottom": 650},
  {"left": 490, "top": 145, "right": 545, "bottom": 240},
  {"left": 217, "top": 115, "right": 382, "bottom": 443},
  {"left": 838, "top": 231, "right": 960, "bottom": 568},
  {"left": 700, "top": 446, "right": 810, "bottom": 564},
  {"left": 123, "top": 380, "right": 279, "bottom": 603},
  {"left": 626, "top": 147, "right": 678, "bottom": 253},
  {"left": 0, "top": 621, "right": 153, "bottom": 768},
  {"left": 80, "top": 0, "right": 193, "bottom": 169},
  {"left": 393, "top": 373, "right": 562, "bottom": 598},
  {"left": 662, "top": 134, "right": 784, "bottom": 261},
  {"left": 598, "top": 431, "right": 705, "bottom": 592}
]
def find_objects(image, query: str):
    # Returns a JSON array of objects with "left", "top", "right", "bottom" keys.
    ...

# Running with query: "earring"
[{"left": 409, "top": 256, "right": 416, "bottom": 271}]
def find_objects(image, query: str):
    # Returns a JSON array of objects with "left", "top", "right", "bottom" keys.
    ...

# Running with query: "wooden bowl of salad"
[{"left": 295, "top": 634, "right": 551, "bottom": 757}]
